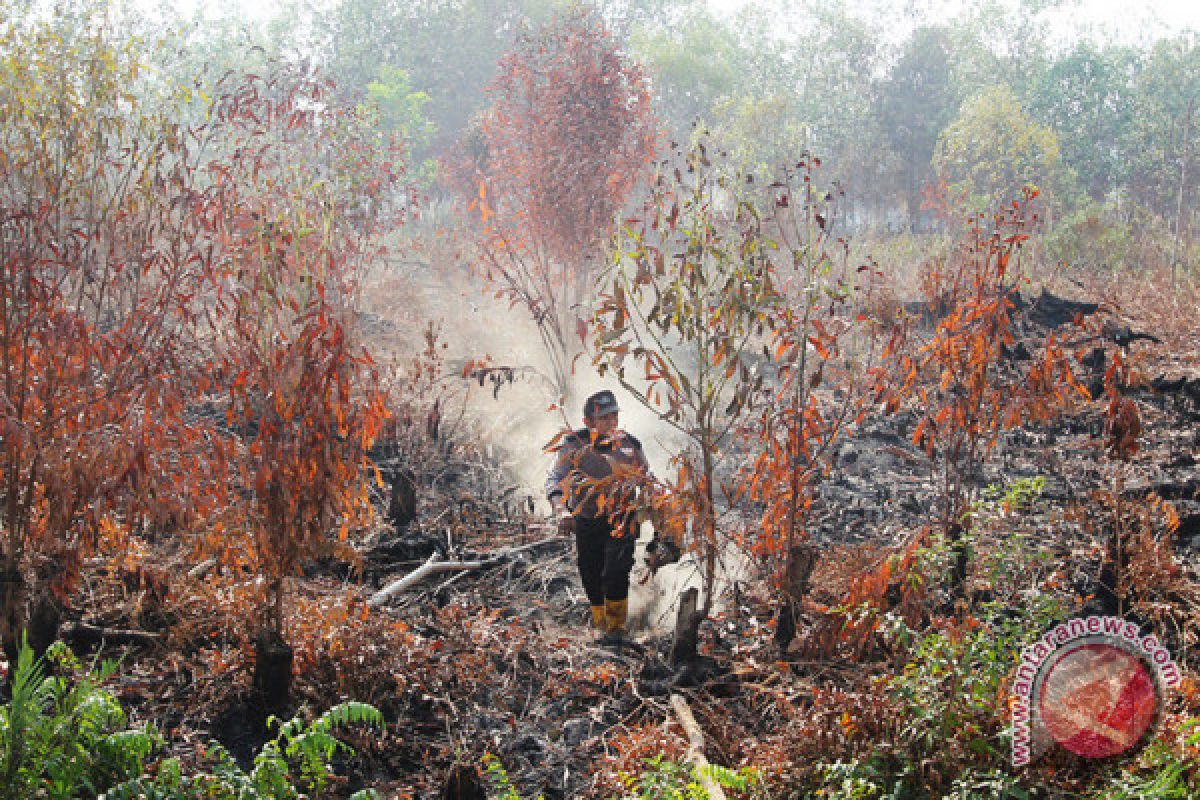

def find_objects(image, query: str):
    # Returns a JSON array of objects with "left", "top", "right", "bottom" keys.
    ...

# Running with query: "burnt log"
[
  {"left": 669, "top": 694, "right": 728, "bottom": 800},
  {"left": 60, "top": 622, "right": 163, "bottom": 648}
]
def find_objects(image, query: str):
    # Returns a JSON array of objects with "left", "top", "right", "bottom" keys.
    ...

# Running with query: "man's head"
[{"left": 583, "top": 390, "right": 620, "bottom": 435}]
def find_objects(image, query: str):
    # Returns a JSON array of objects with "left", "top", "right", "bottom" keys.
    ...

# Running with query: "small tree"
[
  {"left": 203, "top": 65, "right": 399, "bottom": 706},
  {"left": 933, "top": 85, "right": 1063, "bottom": 214},
  {"left": 592, "top": 141, "right": 777, "bottom": 654},
  {"left": 471, "top": 5, "right": 657, "bottom": 401},
  {"left": 0, "top": 5, "right": 220, "bottom": 659},
  {"left": 876, "top": 190, "right": 1087, "bottom": 596},
  {"left": 739, "top": 160, "right": 886, "bottom": 651}
]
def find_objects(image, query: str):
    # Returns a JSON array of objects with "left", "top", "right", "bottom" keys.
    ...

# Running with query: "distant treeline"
[{"left": 100, "top": 0, "right": 1200, "bottom": 268}]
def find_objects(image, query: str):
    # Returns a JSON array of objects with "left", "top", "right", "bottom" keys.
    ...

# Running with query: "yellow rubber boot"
[
  {"left": 590, "top": 604, "right": 607, "bottom": 631},
  {"left": 604, "top": 598, "right": 628, "bottom": 637}
]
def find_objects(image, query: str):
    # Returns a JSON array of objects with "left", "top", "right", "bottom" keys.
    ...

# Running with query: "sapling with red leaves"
[
  {"left": 201, "top": 64, "right": 401, "bottom": 706},
  {"left": 876, "top": 189, "right": 1088, "bottom": 598},
  {"left": 739, "top": 158, "right": 887, "bottom": 650},
  {"left": 466, "top": 5, "right": 657, "bottom": 401},
  {"left": 0, "top": 10, "right": 226, "bottom": 659}
]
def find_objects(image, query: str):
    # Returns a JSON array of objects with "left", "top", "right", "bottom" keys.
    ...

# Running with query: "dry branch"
[
  {"left": 368, "top": 535, "right": 564, "bottom": 608},
  {"left": 669, "top": 693, "right": 727, "bottom": 800},
  {"left": 60, "top": 621, "right": 164, "bottom": 647}
]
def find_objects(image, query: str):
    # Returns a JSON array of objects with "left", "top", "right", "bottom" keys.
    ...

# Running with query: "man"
[{"left": 545, "top": 390, "right": 651, "bottom": 645}]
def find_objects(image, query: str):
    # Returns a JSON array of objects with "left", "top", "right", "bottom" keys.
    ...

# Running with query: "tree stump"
[
  {"left": 388, "top": 467, "right": 418, "bottom": 530},
  {"left": 253, "top": 628, "right": 294, "bottom": 711},
  {"left": 441, "top": 763, "right": 486, "bottom": 800},
  {"left": 774, "top": 542, "right": 819, "bottom": 652},
  {"left": 0, "top": 567, "right": 23, "bottom": 666},
  {"left": 947, "top": 521, "right": 969, "bottom": 599},
  {"left": 670, "top": 587, "right": 704, "bottom": 666},
  {"left": 1094, "top": 529, "right": 1124, "bottom": 616},
  {"left": 26, "top": 590, "right": 62, "bottom": 661}
]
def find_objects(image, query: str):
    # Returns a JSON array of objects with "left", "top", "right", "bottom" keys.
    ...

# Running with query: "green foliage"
[
  {"left": 933, "top": 85, "right": 1063, "bottom": 212},
  {"left": 105, "top": 702, "right": 383, "bottom": 799},
  {"left": 812, "top": 600, "right": 1060, "bottom": 799},
  {"left": 484, "top": 753, "right": 544, "bottom": 800},
  {"left": 1097, "top": 725, "right": 1200, "bottom": 799},
  {"left": 365, "top": 65, "right": 436, "bottom": 184},
  {"left": 967, "top": 477, "right": 1059, "bottom": 596},
  {"left": 875, "top": 24, "right": 960, "bottom": 227},
  {"left": 820, "top": 757, "right": 1034, "bottom": 800},
  {"left": 618, "top": 755, "right": 760, "bottom": 800},
  {"left": 628, "top": 7, "right": 746, "bottom": 133},
  {"left": 976, "top": 476, "right": 1046, "bottom": 514},
  {"left": 889, "top": 612, "right": 1019, "bottom": 765},
  {"left": 1024, "top": 42, "right": 1139, "bottom": 203},
  {"left": 0, "top": 636, "right": 384, "bottom": 799},
  {"left": 1043, "top": 200, "right": 1139, "bottom": 272},
  {"left": 0, "top": 636, "right": 159, "bottom": 800},
  {"left": 486, "top": 751, "right": 759, "bottom": 800},
  {"left": 1126, "top": 35, "right": 1200, "bottom": 220}
]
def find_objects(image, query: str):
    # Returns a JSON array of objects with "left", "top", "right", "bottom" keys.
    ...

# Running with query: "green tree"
[
  {"left": 1025, "top": 42, "right": 1138, "bottom": 203},
  {"left": 629, "top": 4, "right": 747, "bottom": 134},
  {"left": 365, "top": 65, "right": 436, "bottom": 183},
  {"left": 1127, "top": 34, "right": 1199, "bottom": 275},
  {"left": 322, "top": 0, "right": 556, "bottom": 163},
  {"left": 875, "top": 25, "right": 960, "bottom": 230},
  {"left": 933, "top": 84, "right": 1063, "bottom": 212}
]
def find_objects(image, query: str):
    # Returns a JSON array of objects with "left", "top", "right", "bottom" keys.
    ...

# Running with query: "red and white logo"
[{"left": 1011, "top": 617, "right": 1180, "bottom": 766}]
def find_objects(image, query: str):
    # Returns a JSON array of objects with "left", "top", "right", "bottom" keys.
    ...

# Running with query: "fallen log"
[
  {"left": 670, "top": 693, "right": 727, "bottom": 800},
  {"left": 368, "top": 535, "right": 564, "bottom": 608}
]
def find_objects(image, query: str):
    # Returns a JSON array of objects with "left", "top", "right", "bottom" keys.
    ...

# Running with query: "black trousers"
[{"left": 574, "top": 515, "right": 637, "bottom": 605}]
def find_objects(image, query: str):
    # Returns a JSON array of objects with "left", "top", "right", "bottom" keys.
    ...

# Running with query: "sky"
[
  {"left": 711, "top": 0, "right": 1200, "bottom": 47},
  {"left": 145, "top": 0, "right": 1200, "bottom": 39}
]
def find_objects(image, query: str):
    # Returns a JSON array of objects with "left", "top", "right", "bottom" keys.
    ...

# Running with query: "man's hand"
[{"left": 556, "top": 511, "right": 576, "bottom": 538}]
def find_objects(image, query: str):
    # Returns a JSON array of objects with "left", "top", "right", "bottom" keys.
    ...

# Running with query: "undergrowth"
[{"left": 0, "top": 635, "right": 382, "bottom": 800}]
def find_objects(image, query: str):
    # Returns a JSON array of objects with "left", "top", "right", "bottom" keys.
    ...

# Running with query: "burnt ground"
[{"left": 53, "top": 288, "right": 1200, "bottom": 798}]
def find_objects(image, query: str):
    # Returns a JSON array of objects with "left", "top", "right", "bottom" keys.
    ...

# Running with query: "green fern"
[
  {"left": 0, "top": 634, "right": 162, "bottom": 800},
  {"left": 484, "top": 754, "right": 546, "bottom": 800},
  {"left": 617, "top": 755, "right": 761, "bottom": 800},
  {"left": 104, "top": 703, "right": 384, "bottom": 800}
]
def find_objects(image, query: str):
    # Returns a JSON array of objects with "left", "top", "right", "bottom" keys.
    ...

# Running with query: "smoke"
[{"left": 377, "top": 268, "right": 752, "bottom": 637}]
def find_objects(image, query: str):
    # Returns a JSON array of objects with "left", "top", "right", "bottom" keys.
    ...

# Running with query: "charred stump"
[
  {"left": 253, "top": 628, "right": 294, "bottom": 712},
  {"left": 0, "top": 566, "right": 23, "bottom": 667},
  {"left": 670, "top": 587, "right": 705, "bottom": 666},
  {"left": 775, "top": 542, "right": 819, "bottom": 652},
  {"left": 1094, "top": 528, "right": 1124, "bottom": 616},
  {"left": 26, "top": 589, "right": 62, "bottom": 662},
  {"left": 388, "top": 466, "right": 418, "bottom": 531},
  {"left": 947, "top": 521, "right": 969, "bottom": 600},
  {"left": 441, "top": 763, "right": 486, "bottom": 800}
]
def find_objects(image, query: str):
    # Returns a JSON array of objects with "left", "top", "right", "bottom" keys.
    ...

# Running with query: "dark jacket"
[{"left": 545, "top": 428, "right": 652, "bottom": 519}]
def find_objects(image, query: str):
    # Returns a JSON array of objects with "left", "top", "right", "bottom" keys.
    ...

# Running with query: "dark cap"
[{"left": 584, "top": 390, "right": 620, "bottom": 419}]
